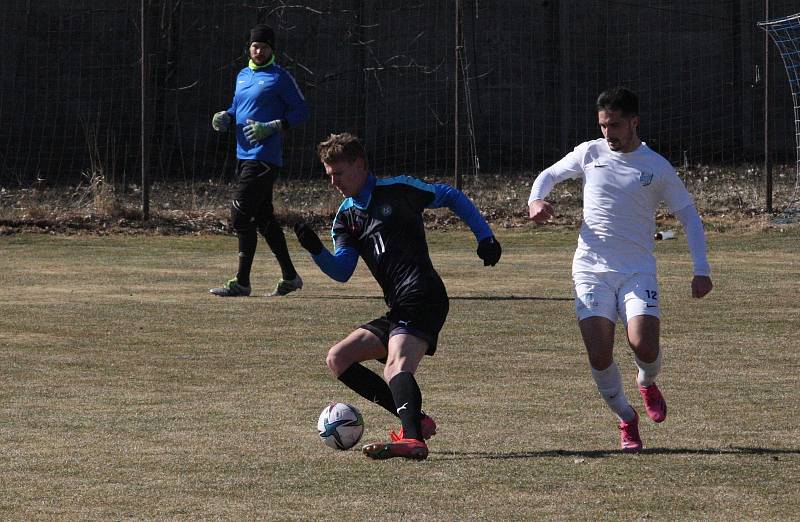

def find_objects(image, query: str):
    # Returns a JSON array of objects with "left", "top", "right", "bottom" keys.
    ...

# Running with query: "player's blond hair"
[{"left": 317, "top": 132, "right": 367, "bottom": 167}]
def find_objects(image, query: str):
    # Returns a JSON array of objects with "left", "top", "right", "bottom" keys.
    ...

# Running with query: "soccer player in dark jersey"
[{"left": 294, "top": 133, "right": 502, "bottom": 460}]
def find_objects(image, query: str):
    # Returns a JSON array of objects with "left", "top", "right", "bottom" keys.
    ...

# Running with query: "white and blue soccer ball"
[{"left": 317, "top": 402, "right": 364, "bottom": 450}]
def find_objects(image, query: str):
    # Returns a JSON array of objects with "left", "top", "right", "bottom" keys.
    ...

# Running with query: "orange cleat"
[
  {"left": 390, "top": 413, "right": 437, "bottom": 442},
  {"left": 362, "top": 438, "right": 429, "bottom": 461}
]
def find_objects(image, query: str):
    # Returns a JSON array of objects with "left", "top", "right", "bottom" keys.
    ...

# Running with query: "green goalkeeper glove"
[
  {"left": 211, "top": 111, "right": 232, "bottom": 132},
  {"left": 243, "top": 119, "right": 283, "bottom": 144}
]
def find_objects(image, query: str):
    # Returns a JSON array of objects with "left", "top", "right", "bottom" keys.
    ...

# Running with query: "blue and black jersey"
[
  {"left": 311, "top": 173, "right": 493, "bottom": 308},
  {"left": 226, "top": 59, "right": 309, "bottom": 166}
]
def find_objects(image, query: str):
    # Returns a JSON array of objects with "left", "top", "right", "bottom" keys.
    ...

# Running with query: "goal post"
[{"left": 759, "top": 12, "right": 800, "bottom": 218}]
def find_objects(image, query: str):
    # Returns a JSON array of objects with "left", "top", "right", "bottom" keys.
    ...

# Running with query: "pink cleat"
[
  {"left": 639, "top": 383, "right": 667, "bottom": 423},
  {"left": 390, "top": 413, "right": 437, "bottom": 442},
  {"left": 362, "top": 438, "right": 429, "bottom": 460},
  {"left": 619, "top": 410, "right": 643, "bottom": 453}
]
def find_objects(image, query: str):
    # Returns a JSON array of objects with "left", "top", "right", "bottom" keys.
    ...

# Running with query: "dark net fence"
[{"left": 0, "top": 0, "right": 797, "bottom": 191}]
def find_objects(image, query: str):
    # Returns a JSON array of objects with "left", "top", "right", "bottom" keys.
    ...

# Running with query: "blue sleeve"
[
  {"left": 280, "top": 72, "right": 309, "bottom": 129},
  {"left": 311, "top": 245, "right": 358, "bottom": 283},
  {"left": 429, "top": 183, "right": 493, "bottom": 242}
]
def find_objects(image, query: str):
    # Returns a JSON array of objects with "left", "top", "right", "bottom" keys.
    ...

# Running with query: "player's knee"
[
  {"left": 587, "top": 351, "right": 614, "bottom": 371},
  {"left": 382, "top": 359, "right": 403, "bottom": 382},
  {"left": 627, "top": 331, "right": 659, "bottom": 361},
  {"left": 231, "top": 201, "right": 256, "bottom": 233},
  {"left": 326, "top": 348, "right": 348, "bottom": 377},
  {"left": 261, "top": 218, "right": 286, "bottom": 246}
]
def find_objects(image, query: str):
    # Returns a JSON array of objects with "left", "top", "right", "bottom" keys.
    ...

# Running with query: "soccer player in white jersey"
[{"left": 528, "top": 87, "right": 713, "bottom": 452}]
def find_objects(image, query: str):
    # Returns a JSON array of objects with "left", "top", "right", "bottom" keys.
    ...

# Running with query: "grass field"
[{"left": 1, "top": 227, "right": 799, "bottom": 520}]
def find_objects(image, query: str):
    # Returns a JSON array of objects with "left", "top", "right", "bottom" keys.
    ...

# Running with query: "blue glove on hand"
[
  {"left": 243, "top": 119, "right": 283, "bottom": 144},
  {"left": 477, "top": 236, "right": 502, "bottom": 266},
  {"left": 211, "top": 111, "right": 232, "bottom": 132}
]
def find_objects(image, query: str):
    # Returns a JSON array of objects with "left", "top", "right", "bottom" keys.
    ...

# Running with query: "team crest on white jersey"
[
  {"left": 577, "top": 291, "right": 596, "bottom": 311},
  {"left": 639, "top": 172, "right": 654, "bottom": 186}
]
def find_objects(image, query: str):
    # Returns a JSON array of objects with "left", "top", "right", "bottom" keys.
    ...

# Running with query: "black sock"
[
  {"left": 388, "top": 372, "right": 423, "bottom": 441},
  {"left": 263, "top": 220, "right": 297, "bottom": 280},
  {"left": 236, "top": 230, "right": 258, "bottom": 287},
  {"left": 338, "top": 363, "right": 397, "bottom": 417}
]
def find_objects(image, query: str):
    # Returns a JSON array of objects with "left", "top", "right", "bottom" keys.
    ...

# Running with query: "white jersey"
[{"left": 529, "top": 138, "right": 694, "bottom": 275}]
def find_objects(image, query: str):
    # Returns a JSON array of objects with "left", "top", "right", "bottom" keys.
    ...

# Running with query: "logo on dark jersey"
[
  {"left": 379, "top": 204, "right": 393, "bottom": 217},
  {"left": 639, "top": 172, "right": 654, "bottom": 186}
]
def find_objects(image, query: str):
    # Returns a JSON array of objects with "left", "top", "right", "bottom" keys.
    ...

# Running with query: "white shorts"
[{"left": 573, "top": 272, "right": 660, "bottom": 325}]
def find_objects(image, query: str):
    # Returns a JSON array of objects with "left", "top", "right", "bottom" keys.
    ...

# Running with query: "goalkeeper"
[
  {"left": 294, "top": 133, "right": 502, "bottom": 461},
  {"left": 210, "top": 24, "right": 309, "bottom": 297},
  {"left": 528, "top": 87, "right": 713, "bottom": 453}
]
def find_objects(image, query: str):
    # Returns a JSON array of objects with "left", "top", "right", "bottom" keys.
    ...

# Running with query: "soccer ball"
[{"left": 317, "top": 402, "right": 364, "bottom": 450}]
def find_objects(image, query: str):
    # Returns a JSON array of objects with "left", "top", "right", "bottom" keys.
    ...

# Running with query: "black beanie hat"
[{"left": 249, "top": 24, "right": 275, "bottom": 49}]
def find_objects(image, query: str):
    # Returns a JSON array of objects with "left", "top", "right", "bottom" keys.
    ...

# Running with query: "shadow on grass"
[
  {"left": 304, "top": 294, "right": 573, "bottom": 302},
  {"left": 434, "top": 446, "right": 800, "bottom": 460}
]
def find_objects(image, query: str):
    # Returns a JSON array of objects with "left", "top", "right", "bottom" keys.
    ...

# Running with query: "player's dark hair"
[
  {"left": 317, "top": 133, "right": 367, "bottom": 167},
  {"left": 596, "top": 87, "right": 639, "bottom": 116}
]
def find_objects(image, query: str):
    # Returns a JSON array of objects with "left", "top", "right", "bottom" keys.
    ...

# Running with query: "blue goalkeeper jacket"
[{"left": 226, "top": 60, "right": 309, "bottom": 166}]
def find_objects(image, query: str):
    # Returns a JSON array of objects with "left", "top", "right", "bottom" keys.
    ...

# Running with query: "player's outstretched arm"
[
  {"left": 429, "top": 183, "right": 501, "bottom": 266},
  {"left": 293, "top": 222, "right": 357, "bottom": 282}
]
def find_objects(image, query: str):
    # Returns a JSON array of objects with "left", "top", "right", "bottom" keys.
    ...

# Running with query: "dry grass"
[
  {"left": 1, "top": 227, "right": 798, "bottom": 520},
  {"left": 0, "top": 164, "right": 797, "bottom": 235}
]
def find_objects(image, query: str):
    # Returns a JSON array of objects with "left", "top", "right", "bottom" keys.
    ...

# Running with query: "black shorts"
[
  {"left": 361, "top": 297, "right": 449, "bottom": 357},
  {"left": 233, "top": 159, "right": 279, "bottom": 225}
]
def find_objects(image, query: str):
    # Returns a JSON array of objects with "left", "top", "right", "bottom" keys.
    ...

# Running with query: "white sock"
[
  {"left": 591, "top": 362, "right": 636, "bottom": 422},
  {"left": 635, "top": 351, "right": 662, "bottom": 388}
]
